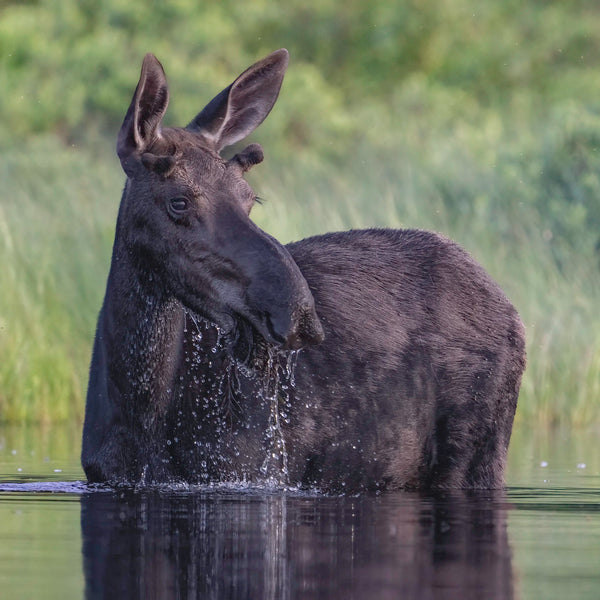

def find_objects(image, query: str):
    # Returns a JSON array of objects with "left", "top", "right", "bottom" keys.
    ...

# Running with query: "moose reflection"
[{"left": 81, "top": 490, "right": 515, "bottom": 600}]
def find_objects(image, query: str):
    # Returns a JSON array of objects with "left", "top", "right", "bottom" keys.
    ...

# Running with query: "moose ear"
[
  {"left": 229, "top": 143, "right": 264, "bottom": 172},
  {"left": 117, "top": 53, "right": 169, "bottom": 174},
  {"left": 187, "top": 49, "right": 289, "bottom": 152}
]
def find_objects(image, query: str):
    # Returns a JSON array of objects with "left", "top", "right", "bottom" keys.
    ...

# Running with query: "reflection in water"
[{"left": 81, "top": 489, "right": 514, "bottom": 600}]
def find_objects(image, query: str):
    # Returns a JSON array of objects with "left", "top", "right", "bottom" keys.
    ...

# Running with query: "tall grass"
[
  {"left": 0, "top": 138, "right": 119, "bottom": 423},
  {"left": 1, "top": 108, "right": 599, "bottom": 425}
]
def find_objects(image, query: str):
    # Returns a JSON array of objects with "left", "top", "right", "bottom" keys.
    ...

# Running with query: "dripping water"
[
  {"left": 259, "top": 348, "right": 300, "bottom": 485},
  {"left": 181, "top": 310, "right": 301, "bottom": 487}
]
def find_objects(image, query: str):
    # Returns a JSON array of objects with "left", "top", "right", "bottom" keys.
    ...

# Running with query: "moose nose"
[
  {"left": 229, "top": 213, "right": 325, "bottom": 350},
  {"left": 280, "top": 305, "right": 325, "bottom": 350}
]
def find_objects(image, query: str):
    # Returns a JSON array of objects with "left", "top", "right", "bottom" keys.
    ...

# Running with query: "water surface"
[{"left": 0, "top": 424, "right": 598, "bottom": 599}]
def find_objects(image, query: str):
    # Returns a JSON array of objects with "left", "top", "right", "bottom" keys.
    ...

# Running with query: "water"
[{"left": 0, "top": 424, "right": 599, "bottom": 600}]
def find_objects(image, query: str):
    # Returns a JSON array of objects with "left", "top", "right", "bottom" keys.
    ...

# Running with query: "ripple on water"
[
  {"left": 0, "top": 478, "right": 333, "bottom": 498},
  {"left": 0, "top": 480, "right": 92, "bottom": 494}
]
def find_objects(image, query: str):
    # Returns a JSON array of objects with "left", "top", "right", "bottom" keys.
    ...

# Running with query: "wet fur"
[
  {"left": 84, "top": 227, "right": 525, "bottom": 492},
  {"left": 82, "top": 50, "right": 526, "bottom": 493}
]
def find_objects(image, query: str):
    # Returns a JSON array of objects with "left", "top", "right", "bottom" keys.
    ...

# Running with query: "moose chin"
[{"left": 81, "top": 49, "right": 526, "bottom": 493}]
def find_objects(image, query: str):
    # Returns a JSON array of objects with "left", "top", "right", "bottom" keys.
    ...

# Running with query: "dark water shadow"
[{"left": 80, "top": 487, "right": 515, "bottom": 600}]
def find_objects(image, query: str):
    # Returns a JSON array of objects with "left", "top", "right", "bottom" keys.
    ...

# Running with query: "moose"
[{"left": 82, "top": 49, "right": 526, "bottom": 492}]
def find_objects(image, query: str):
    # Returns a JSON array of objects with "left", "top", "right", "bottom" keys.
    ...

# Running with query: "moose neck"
[{"left": 101, "top": 230, "right": 185, "bottom": 418}]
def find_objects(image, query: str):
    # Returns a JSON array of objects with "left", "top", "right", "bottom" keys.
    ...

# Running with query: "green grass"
[
  {"left": 1, "top": 109, "right": 599, "bottom": 425},
  {"left": 0, "top": 138, "right": 118, "bottom": 423},
  {"left": 0, "top": 0, "right": 599, "bottom": 426},
  {"left": 255, "top": 191, "right": 599, "bottom": 428}
]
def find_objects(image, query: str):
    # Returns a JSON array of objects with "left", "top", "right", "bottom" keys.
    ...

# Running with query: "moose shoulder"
[{"left": 82, "top": 49, "right": 526, "bottom": 493}]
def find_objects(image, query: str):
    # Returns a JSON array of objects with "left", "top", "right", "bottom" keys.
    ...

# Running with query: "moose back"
[{"left": 82, "top": 49, "right": 526, "bottom": 492}]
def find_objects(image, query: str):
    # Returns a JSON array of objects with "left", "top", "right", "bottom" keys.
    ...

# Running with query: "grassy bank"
[
  {"left": 1, "top": 0, "right": 599, "bottom": 424},
  {"left": 0, "top": 139, "right": 117, "bottom": 423},
  {"left": 1, "top": 111, "right": 599, "bottom": 425}
]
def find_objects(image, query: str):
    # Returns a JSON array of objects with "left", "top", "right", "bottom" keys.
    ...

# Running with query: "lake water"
[{"left": 0, "top": 423, "right": 598, "bottom": 599}]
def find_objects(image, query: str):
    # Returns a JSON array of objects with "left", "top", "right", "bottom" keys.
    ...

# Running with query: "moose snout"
[
  {"left": 214, "top": 208, "right": 324, "bottom": 350},
  {"left": 253, "top": 252, "right": 325, "bottom": 350},
  {"left": 268, "top": 303, "right": 325, "bottom": 350},
  {"left": 287, "top": 303, "right": 325, "bottom": 349}
]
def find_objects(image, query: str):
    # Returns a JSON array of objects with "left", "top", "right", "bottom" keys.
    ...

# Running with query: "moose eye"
[{"left": 167, "top": 197, "right": 189, "bottom": 217}]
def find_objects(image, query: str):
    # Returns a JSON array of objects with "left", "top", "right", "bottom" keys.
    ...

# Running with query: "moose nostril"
[
  {"left": 282, "top": 306, "right": 324, "bottom": 350},
  {"left": 301, "top": 308, "right": 325, "bottom": 345},
  {"left": 263, "top": 305, "right": 324, "bottom": 349},
  {"left": 283, "top": 331, "right": 304, "bottom": 351}
]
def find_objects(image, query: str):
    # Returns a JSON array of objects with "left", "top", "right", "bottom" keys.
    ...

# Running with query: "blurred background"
[{"left": 1, "top": 0, "right": 599, "bottom": 430}]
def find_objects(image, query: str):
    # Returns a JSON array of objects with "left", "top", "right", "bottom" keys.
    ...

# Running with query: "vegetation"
[{"left": 1, "top": 0, "right": 599, "bottom": 425}]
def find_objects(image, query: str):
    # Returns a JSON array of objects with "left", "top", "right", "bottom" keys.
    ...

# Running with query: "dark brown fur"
[{"left": 82, "top": 50, "right": 526, "bottom": 492}]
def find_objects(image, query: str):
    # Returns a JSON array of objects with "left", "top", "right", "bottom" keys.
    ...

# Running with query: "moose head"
[{"left": 114, "top": 49, "right": 324, "bottom": 351}]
